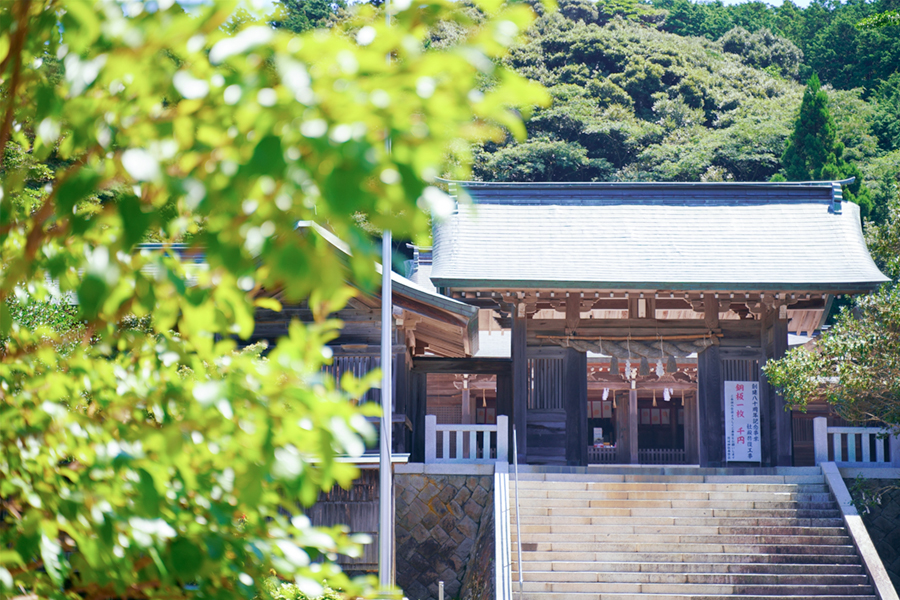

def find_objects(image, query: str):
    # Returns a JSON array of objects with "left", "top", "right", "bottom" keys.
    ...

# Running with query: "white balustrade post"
[
  {"left": 497, "top": 416, "right": 509, "bottom": 462},
  {"left": 813, "top": 416, "right": 828, "bottom": 465},
  {"left": 890, "top": 430, "right": 900, "bottom": 467},
  {"left": 425, "top": 415, "right": 437, "bottom": 464}
]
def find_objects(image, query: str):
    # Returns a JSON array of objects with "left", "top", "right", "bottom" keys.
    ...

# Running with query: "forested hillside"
[{"left": 471, "top": 0, "right": 900, "bottom": 222}]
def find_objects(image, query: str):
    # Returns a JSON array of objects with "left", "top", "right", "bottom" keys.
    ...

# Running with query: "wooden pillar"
[
  {"left": 629, "top": 390, "right": 638, "bottom": 464},
  {"left": 497, "top": 372, "right": 512, "bottom": 455},
  {"left": 394, "top": 351, "right": 409, "bottom": 454},
  {"left": 511, "top": 302, "right": 528, "bottom": 462},
  {"left": 410, "top": 371, "right": 427, "bottom": 463},
  {"left": 617, "top": 389, "right": 638, "bottom": 464},
  {"left": 564, "top": 347, "right": 588, "bottom": 466},
  {"left": 698, "top": 345, "right": 724, "bottom": 467},
  {"left": 685, "top": 392, "right": 699, "bottom": 465},
  {"left": 769, "top": 311, "right": 792, "bottom": 466}
]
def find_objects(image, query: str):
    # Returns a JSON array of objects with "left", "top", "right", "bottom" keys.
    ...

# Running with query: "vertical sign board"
[{"left": 725, "top": 381, "right": 761, "bottom": 462}]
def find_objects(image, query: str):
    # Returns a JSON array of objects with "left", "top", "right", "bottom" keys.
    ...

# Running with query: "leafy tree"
[
  {"left": 857, "top": 9, "right": 900, "bottom": 30},
  {"left": 272, "top": 0, "right": 348, "bottom": 33},
  {"left": 871, "top": 74, "right": 900, "bottom": 152},
  {"left": 779, "top": 74, "right": 872, "bottom": 215},
  {"left": 719, "top": 26, "right": 803, "bottom": 79},
  {"left": 0, "top": 1, "right": 546, "bottom": 600},
  {"left": 474, "top": 137, "right": 613, "bottom": 181},
  {"left": 763, "top": 191, "right": 900, "bottom": 428}
]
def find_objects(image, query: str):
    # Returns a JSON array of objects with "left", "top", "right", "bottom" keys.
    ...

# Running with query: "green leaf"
[
  {"left": 56, "top": 168, "right": 101, "bottom": 216},
  {"left": 119, "top": 195, "right": 153, "bottom": 248},
  {"left": 247, "top": 135, "right": 286, "bottom": 176},
  {"left": 169, "top": 538, "right": 203, "bottom": 580},
  {"left": 137, "top": 469, "right": 161, "bottom": 518},
  {"left": 0, "top": 567, "right": 12, "bottom": 591},
  {"left": 39, "top": 534, "right": 65, "bottom": 586},
  {"left": 77, "top": 274, "right": 108, "bottom": 321}
]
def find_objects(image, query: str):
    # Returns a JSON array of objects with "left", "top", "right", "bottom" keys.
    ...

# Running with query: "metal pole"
[
  {"left": 378, "top": 231, "right": 393, "bottom": 592},
  {"left": 379, "top": 1, "right": 393, "bottom": 592},
  {"left": 513, "top": 427, "right": 523, "bottom": 596}
]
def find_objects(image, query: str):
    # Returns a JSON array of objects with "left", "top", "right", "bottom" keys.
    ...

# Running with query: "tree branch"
[{"left": 0, "top": 0, "right": 32, "bottom": 168}]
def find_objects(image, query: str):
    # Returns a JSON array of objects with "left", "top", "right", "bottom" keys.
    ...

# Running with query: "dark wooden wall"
[{"left": 308, "top": 469, "right": 379, "bottom": 574}]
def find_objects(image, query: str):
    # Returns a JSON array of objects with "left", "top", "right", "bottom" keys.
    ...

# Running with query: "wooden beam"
[
  {"left": 411, "top": 357, "right": 512, "bottom": 374},
  {"left": 703, "top": 293, "right": 719, "bottom": 330},
  {"left": 565, "top": 295, "right": 581, "bottom": 334},
  {"left": 587, "top": 380, "right": 697, "bottom": 391}
]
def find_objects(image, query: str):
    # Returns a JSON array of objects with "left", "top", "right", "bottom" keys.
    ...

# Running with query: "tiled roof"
[{"left": 430, "top": 181, "right": 889, "bottom": 292}]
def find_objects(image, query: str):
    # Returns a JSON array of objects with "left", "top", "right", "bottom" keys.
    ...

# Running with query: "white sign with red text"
[{"left": 725, "top": 380, "right": 761, "bottom": 462}]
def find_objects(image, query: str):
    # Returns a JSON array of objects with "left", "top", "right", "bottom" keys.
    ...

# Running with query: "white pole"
[
  {"left": 379, "top": 0, "right": 393, "bottom": 591},
  {"left": 513, "top": 427, "right": 523, "bottom": 596},
  {"left": 378, "top": 230, "right": 393, "bottom": 591}
]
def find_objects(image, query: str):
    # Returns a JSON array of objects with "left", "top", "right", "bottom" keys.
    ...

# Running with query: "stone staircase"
[{"left": 508, "top": 466, "right": 877, "bottom": 599}]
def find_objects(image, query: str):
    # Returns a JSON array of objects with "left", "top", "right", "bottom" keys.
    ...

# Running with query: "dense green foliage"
[
  {"left": 779, "top": 74, "right": 871, "bottom": 214},
  {"left": 470, "top": 0, "right": 899, "bottom": 224},
  {"left": 652, "top": 0, "right": 900, "bottom": 91},
  {"left": 272, "top": 0, "right": 348, "bottom": 33},
  {"left": 0, "top": 1, "right": 545, "bottom": 599}
]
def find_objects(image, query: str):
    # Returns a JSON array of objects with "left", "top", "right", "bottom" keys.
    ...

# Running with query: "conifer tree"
[{"left": 779, "top": 74, "right": 873, "bottom": 216}]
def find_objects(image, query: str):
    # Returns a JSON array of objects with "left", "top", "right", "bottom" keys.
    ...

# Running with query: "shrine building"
[
  {"left": 410, "top": 179, "right": 888, "bottom": 468},
  {"left": 253, "top": 179, "right": 889, "bottom": 472}
]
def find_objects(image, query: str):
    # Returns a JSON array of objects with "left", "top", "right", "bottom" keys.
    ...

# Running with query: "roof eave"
[{"left": 430, "top": 278, "right": 890, "bottom": 294}]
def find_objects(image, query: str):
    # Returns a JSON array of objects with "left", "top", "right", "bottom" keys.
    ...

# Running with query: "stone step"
[
  {"left": 513, "top": 518, "right": 848, "bottom": 535},
  {"left": 511, "top": 532, "right": 852, "bottom": 546},
  {"left": 513, "top": 506, "right": 842, "bottom": 519},
  {"left": 518, "top": 542, "right": 858, "bottom": 555},
  {"left": 516, "top": 593, "right": 876, "bottom": 600},
  {"left": 513, "top": 514, "right": 845, "bottom": 527},
  {"left": 519, "top": 581, "right": 874, "bottom": 595},
  {"left": 514, "top": 498, "right": 837, "bottom": 510},
  {"left": 513, "top": 551, "right": 865, "bottom": 565},
  {"left": 513, "top": 489, "right": 833, "bottom": 502},
  {"left": 517, "top": 466, "right": 825, "bottom": 477},
  {"left": 520, "top": 570, "right": 871, "bottom": 586},
  {"left": 515, "top": 560, "right": 866, "bottom": 575},
  {"left": 512, "top": 481, "right": 830, "bottom": 493},
  {"left": 515, "top": 473, "right": 825, "bottom": 485}
]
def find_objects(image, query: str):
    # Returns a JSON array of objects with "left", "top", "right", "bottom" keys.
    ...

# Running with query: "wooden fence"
[
  {"left": 587, "top": 446, "right": 686, "bottom": 465},
  {"left": 425, "top": 415, "right": 508, "bottom": 463},
  {"left": 813, "top": 416, "right": 900, "bottom": 467}
]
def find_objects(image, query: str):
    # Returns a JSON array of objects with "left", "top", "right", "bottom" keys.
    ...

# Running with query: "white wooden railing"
[
  {"left": 814, "top": 416, "right": 900, "bottom": 467},
  {"left": 425, "top": 415, "right": 508, "bottom": 464}
]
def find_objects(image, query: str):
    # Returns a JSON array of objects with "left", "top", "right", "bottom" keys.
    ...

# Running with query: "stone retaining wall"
[
  {"left": 847, "top": 477, "right": 900, "bottom": 591},
  {"left": 395, "top": 473, "right": 494, "bottom": 600}
]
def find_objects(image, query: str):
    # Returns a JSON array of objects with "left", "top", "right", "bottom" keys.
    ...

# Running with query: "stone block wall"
[
  {"left": 395, "top": 473, "right": 494, "bottom": 600},
  {"left": 848, "top": 478, "right": 900, "bottom": 590}
]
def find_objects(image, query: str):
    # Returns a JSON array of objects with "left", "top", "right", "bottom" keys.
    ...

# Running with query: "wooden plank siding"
[{"left": 307, "top": 469, "right": 379, "bottom": 574}]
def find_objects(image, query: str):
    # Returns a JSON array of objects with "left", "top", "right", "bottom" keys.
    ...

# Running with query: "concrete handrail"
[
  {"left": 814, "top": 416, "right": 900, "bottom": 467},
  {"left": 425, "top": 415, "right": 508, "bottom": 464},
  {"left": 821, "top": 462, "right": 899, "bottom": 600},
  {"left": 494, "top": 462, "right": 513, "bottom": 600}
]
